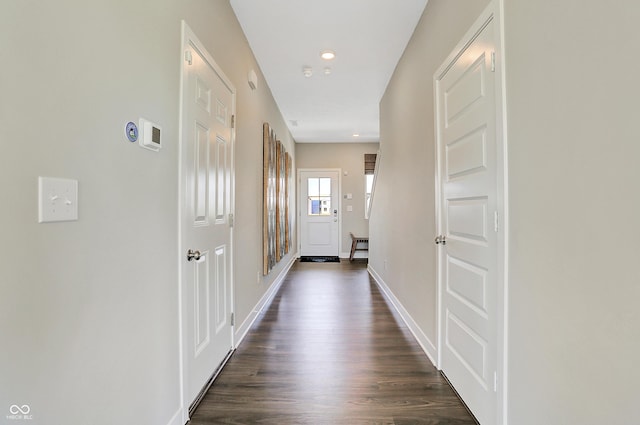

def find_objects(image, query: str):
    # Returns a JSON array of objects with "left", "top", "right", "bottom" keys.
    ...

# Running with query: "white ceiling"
[{"left": 230, "top": 0, "right": 428, "bottom": 143}]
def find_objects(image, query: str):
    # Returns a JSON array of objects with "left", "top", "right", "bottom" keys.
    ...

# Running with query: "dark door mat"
[{"left": 300, "top": 256, "right": 341, "bottom": 263}]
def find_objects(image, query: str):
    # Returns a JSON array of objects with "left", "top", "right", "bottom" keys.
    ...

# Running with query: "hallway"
[{"left": 189, "top": 260, "right": 476, "bottom": 424}]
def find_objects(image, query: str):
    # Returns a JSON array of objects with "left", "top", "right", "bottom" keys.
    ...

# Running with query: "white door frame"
[
  {"left": 434, "top": 1, "right": 508, "bottom": 423},
  {"left": 177, "top": 21, "right": 236, "bottom": 423},
  {"left": 297, "top": 168, "right": 342, "bottom": 257}
]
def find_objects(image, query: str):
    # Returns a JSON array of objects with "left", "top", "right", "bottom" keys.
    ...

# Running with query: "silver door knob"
[
  {"left": 187, "top": 249, "right": 202, "bottom": 262},
  {"left": 435, "top": 235, "right": 447, "bottom": 245}
]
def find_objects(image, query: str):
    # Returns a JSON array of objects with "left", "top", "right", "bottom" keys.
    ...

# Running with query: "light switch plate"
[
  {"left": 347, "top": 205, "right": 353, "bottom": 212},
  {"left": 38, "top": 177, "right": 78, "bottom": 223}
]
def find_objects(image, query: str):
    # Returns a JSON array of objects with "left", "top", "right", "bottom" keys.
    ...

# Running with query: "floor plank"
[{"left": 189, "top": 260, "right": 477, "bottom": 424}]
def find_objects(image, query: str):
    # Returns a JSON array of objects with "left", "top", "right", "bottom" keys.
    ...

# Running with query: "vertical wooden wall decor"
[
  {"left": 263, "top": 123, "right": 276, "bottom": 275},
  {"left": 263, "top": 123, "right": 292, "bottom": 275},
  {"left": 285, "top": 152, "right": 292, "bottom": 254},
  {"left": 275, "top": 140, "right": 283, "bottom": 262},
  {"left": 278, "top": 141, "right": 287, "bottom": 260}
]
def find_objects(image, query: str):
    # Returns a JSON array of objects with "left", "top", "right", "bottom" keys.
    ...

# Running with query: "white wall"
[
  {"left": 370, "top": 0, "right": 491, "bottom": 360},
  {"left": 296, "top": 142, "right": 378, "bottom": 256},
  {"left": 504, "top": 1, "right": 640, "bottom": 423},
  {"left": 0, "top": 1, "right": 294, "bottom": 424}
]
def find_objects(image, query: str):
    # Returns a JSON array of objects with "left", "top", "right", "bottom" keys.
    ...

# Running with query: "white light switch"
[
  {"left": 38, "top": 177, "right": 78, "bottom": 223},
  {"left": 346, "top": 193, "right": 353, "bottom": 200},
  {"left": 347, "top": 205, "right": 353, "bottom": 212}
]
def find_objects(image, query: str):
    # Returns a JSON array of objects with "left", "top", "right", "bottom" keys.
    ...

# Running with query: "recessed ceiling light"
[
  {"left": 320, "top": 50, "right": 336, "bottom": 61},
  {"left": 324, "top": 67, "right": 332, "bottom": 75},
  {"left": 302, "top": 67, "right": 313, "bottom": 78},
  {"left": 353, "top": 133, "right": 360, "bottom": 137}
]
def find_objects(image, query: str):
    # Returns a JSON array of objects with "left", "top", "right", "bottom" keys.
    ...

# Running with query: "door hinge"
[
  {"left": 229, "top": 213, "right": 234, "bottom": 227},
  {"left": 231, "top": 115, "right": 235, "bottom": 129},
  {"left": 185, "top": 50, "right": 193, "bottom": 66},
  {"left": 230, "top": 312, "right": 235, "bottom": 327},
  {"left": 494, "top": 211, "right": 499, "bottom": 232},
  {"left": 491, "top": 51, "right": 496, "bottom": 72}
]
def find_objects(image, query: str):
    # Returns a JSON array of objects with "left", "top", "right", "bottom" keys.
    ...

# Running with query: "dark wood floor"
[{"left": 189, "top": 260, "right": 477, "bottom": 425}]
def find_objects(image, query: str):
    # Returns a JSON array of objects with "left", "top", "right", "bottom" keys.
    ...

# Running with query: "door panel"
[
  {"left": 447, "top": 198, "right": 488, "bottom": 242},
  {"left": 447, "top": 256, "right": 488, "bottom": 315},
  {"left": 445, "top": 56, "right": 486, "bottom": 123},
  {"left": 214, "top": 136, "right": 228, "bottom": 222},
  {"left": 436, "top": 14, "right": 500, "bottom": 425},
  {"left": 446, "top": 311, "right": 488, "bottom": 384},
  {"left": 299, "top": 170, "right": 340, "bottom": 256},
  {"left": 446, "top": 127, "right": 487, "bottom": 178},
  {"left": 194, "top": 253, "right": 210, "bottom": 355},
  {"left": 195, "top": 124, "right": 210, "bottom": 223},
  {"left": 213, "top": 245, "right": 227, "bottom": 333},
  {"left": 307, "top": 222, "right": 332, "bottom": 245},
  {"left": 181, "top": 29, "right": 235, "bottom": 412}
]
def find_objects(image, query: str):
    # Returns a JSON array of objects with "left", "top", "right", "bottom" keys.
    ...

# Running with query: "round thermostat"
[{"left": 126, "top": 122, "right": 138, "bottom": 142}]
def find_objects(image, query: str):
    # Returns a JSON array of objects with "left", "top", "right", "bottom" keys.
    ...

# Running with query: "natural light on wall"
[
  {"left": 365, "top": 174, "right": 374, "bottom": 218},
  {"left": 364, "top": 153, "right": 377, "bottom": 219}
]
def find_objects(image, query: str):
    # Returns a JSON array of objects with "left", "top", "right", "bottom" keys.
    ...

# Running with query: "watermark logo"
[{"left": 6, "top": 404, "right": 32, "bottom": 421}]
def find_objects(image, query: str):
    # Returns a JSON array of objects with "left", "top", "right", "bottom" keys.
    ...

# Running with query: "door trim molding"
[
  {"left": 433, "top": 1, "right": 508, "bottom": 424},
  {"left": 178, "top": 20, "right": 237, "bottom": 424},
  {"left": 297, "top": 168, "right": 342, "bottom": 256}
]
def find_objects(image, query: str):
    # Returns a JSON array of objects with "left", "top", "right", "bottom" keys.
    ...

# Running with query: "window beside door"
[
  {"left": 365, "top": 174, "right": 374, "bottom": 219},
  {"left": 364, "top": 153, "right": 377, "bottom": 219}
]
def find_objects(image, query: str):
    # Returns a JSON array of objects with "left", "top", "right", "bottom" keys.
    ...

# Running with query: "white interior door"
[
  {"left": 299, "top": 169, "right": 340, "bottom": 256},
  {"left": 435, "top": 8, "right": 503, "bottom": 425},
  {"left": 180, "top": 24, "right": 235, "bottom": 412}
]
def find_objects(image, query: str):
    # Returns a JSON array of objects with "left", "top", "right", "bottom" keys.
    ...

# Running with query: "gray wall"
[
  {"left": 296, "top": 142, "right": 379, "bottom": 256},
  {"left": 372, "top": 0, "right": 640, "bottom": 423},
  {"left": 0, "top": 1, "right": 294, "bottom": 424},
  {"left": 504, "top": 0, "right": 640, "bottom": 423}
]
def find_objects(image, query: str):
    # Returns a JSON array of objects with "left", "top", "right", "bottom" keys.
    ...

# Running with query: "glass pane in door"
[{"left": 307, "top": 177, "right": 331, "bottom": 216}]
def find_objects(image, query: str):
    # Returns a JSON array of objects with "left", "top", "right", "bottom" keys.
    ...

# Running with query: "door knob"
[
  {"left": 187, "top": 249, "right": 202, "bottom": 262},
  {"left": 435, "top": 235, "right": 447, "bottom": 245}
]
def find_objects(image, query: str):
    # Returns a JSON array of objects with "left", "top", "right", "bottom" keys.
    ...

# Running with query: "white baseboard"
[
  {"left": 234, "top": 255, "right": 296, "bottom": 346},
  {"left": 166, "top": 407, "right": 185, "bottom": 425},
  {"left": 367, "top": 265, "right": 438, "bottom": 366}
]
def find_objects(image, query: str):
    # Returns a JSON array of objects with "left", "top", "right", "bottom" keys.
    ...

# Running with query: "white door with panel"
[
  {"left": 299, "top": 170, "right": 340, "bottom": 257},
  {"left": 435, "top": 9, "right": 503, "bottom": 425},
  {"left": 180, "top": 26, "right": 235, "bottom": 410}
]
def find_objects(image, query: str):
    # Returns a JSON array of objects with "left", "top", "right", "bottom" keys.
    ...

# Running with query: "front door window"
[{"left": 307, "top": 177, "right": 331, "bottom": 216}]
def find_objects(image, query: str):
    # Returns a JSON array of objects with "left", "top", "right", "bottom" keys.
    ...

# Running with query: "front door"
[
  {"left": 435, "top": 5, "right": 504, "bottom": 424},
  {"left": 299, "top": 169, "right": 340, "bottom": 257},
  {"left": 180, "top": 24, "right": 235, "bottom": 413}
]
